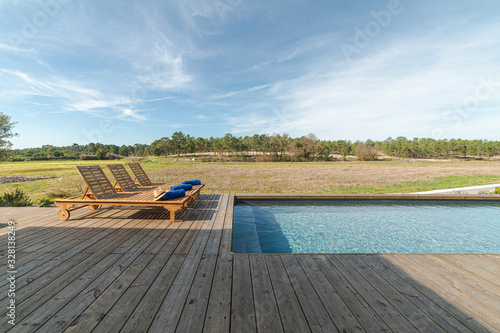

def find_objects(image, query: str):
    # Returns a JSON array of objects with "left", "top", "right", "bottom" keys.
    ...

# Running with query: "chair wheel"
[
  {"left": 90, "top": 205, "right": 102, "bottom": 210},
  {"left": 58, "top": 209, "right": 70, "bottom": 221}
]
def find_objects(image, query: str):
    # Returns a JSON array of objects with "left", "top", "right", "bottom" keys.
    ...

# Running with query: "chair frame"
[{"left": 127, "top": 162, "right": 153, "bottom": 186}]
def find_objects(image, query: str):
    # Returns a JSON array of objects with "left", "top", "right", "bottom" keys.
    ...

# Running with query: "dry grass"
[
  {"left": 146, "top": 160, "right": 500, "bottom": 194},
  {"left": 1, "top": 158, "right": 500, "bottom": 200}
]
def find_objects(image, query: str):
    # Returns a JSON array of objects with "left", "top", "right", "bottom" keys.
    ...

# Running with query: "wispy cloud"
[
  {"left": 0, "top": 42, "right": 33, "bottom": 53},
  {"left": 135, "top": 42, "right": 193, "bottom": 91},
  {"left": 0, "top": 68, "right": 151, "bottom": 122},
  {"left": 209, "top": 84, "right": 272, "bottom": 100},
  {"left": 225, "top": 21, "right": 500, "bottom": 139},
  {"left": 1, "top": 0, "right": 500, "bottom": 148}
]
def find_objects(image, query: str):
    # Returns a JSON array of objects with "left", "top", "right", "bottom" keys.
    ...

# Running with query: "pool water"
[{"left": 232, "top": 199, "right": 500, "bottom": 254}]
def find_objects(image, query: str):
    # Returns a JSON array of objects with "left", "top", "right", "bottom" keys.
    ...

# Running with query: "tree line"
[
  {"left": 6, "top": 132, "right": 500, "bottom": 162},
  {"left": 150, "top": 133, "right": 500, "bottom": 161},
  {"left": 8, "top": 143, "right": 151, "bottom": 161}
]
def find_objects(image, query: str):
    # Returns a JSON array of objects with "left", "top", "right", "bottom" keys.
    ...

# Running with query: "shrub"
[
  {"left": 254, "top": 155, "right": 274, "bottom": 162},
  {"left": 355, "top": 142, "right": 379, "bottom": 161},
  {"left": 79, "top": 154, "right": 98, "bottom": 160},
  {"left": 105, "top": 152, "right": 121, "bottom": 160},
  {"left": 37, "top": 198, "right": 53, "bottom": 207},
  {"left": 95, "top": 148, "right": 107, "bottom": 160},
  {"left": 0, "top": 188, "right": 32, "bottom": 207}
]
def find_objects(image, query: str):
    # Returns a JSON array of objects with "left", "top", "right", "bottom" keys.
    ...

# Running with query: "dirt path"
[{"left": 0, "top": 176, "right": 57, "bottom": 184}]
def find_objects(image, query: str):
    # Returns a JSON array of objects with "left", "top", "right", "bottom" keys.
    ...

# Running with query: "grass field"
[{"left": 1, "top": 157, "right": 500, "bottom": 202}]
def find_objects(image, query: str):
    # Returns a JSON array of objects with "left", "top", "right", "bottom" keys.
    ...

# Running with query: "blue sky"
[{"left": 1, "top": 0, "right": 499, "bottom": 148}]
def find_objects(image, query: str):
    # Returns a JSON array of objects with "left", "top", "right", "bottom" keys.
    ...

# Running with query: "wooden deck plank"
[
  {"left": 265, "top": 255, "right": 312, "bottom": 333},
  {"left": 478, "top": 254, "right": 500, "bottom": 268},
  {"left": 432, "top": 255, "right": 500, "bottom": 291},
  {"left": 343, "top": 255, "right": 447, "bottom": 332},
  {"left": 175, "top": 194, "right": 230, "bottom": 332},
  {"left": 13, "top": 209, "right": 141, "bottom": 273},
  {"left": 460, "top": 254, "right": 500, "bottom": 276},
  {"left": 388, "top": 255, "right": 500, "bottom": 331},
  {"left": 311, "top": 255, "right": 390, "bottom": 332},
  {"left": 92, "top": 195, "right": 217, "bottom": 333},
  {"left": 408, "top": 255, "right": 500, "bottom": 311},
  {"left": 5, "top": 254, "right": 121, "bottom": 333},
  {"left": 31, "top": 251, "right": 154, "bottom": 332},
  {"left": 327, "top": 255, "right": 420, "bottom": 332},
  {"left": 5, "top": 208, "right": 104, "bottom": 253},
  {"left": 295, "top": 255, "right": 364, "bottom": 332},
  {"left": 360, "top": 255, "right": 479, "bottom": 333},
  {"left": 376, "top": 255, "right": 495, "bottom": 333},
  {"left": 63, "top": 219, "right": 182, "bottom": 333},
  {"left": 0, "top": 208, "right": 138, "bottom": 309},
  {"left": 2, "top": 195, "right": 500, "bottom": 332},
  {"left": 420, "top": 255, "right": 500, "bottom": 301},
  {"left": 4, "top": 214, "right": 162, "bottom": 331},
  {"left": 0, "top": 207, "right": 52, "bottom": 225},
  {"left": 248, "top": 255, "right": 284, "bottom": 333},
  {"left": 0, "top": 207, "right": 54, "bottom": 229},
  {"left": 0, "top": 208, "right": 96, "bottom": 249},
  {"left": 13, "top": 208, "right": 124, "bottom": 258},
  {"left": 147, "top": 195, "right": 221, "bottom": 332},
  {"left": 4, "top": 206, "right": 121, "bottom": 257},
  {"left": 0, "top": 212, "right": 159, "bottom": 330},
  {"left": 35, "top": 217, "right": 170, "bottom": 332},
  {"left": 281, "top": 255, "right": 339, "bottom": 333},
  {"left": 203, "top": 194, "right": 234, "bottom": 333},
  {"left": 230, "top": 255, "right": 257, "bottom": 333}
]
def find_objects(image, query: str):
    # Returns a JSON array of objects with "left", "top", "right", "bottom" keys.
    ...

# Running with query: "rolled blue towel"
[
  {"left": 170, "top": 184, "right": 193, "bottom": 191},
  {"left": 161, "top": 189, "right": 185, "bottom": 200},
  {"left": 182, "top": 180, "right": 201, "bottom": 185}
]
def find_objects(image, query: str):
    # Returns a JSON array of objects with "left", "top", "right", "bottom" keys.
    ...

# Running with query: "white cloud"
[
  {"left": 119, "top": 108, "right": 148, "bottom": 121},
  {"left": 0, "top": 68, "right": 151, "bottom": 122},
  {"left": 209, "top": 84, "right": 272, "bottom": 100},
  {"left": 0, "top": 43, "right": 33, "bottom": 53},
  {"left": 225, "top": 25, "right": 500, "bottom": 140},
  {"left": 136, "top": 48, "right": 193, "bottom": 91},
  {"left": 174, "top": 0, "right": 245, "bottom": 35}
]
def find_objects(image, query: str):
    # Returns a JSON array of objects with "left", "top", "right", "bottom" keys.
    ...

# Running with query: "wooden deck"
[{"left": 1, "top": 194, "right": 499, "bottom": 332}]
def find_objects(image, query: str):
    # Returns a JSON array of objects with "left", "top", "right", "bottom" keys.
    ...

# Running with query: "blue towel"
[
  {"left": 182, "top": 180, "right": 201, "bottom": 185},
  {"left": 170, "top": 184, "right": 193, "bottom": 191},
  {"left": 161, "top": 189, "right": 185, "bottom": 200}
]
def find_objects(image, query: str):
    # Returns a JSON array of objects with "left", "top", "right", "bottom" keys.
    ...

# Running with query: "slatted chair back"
[
  {"left": 127, "top": 163, "right": 152, "bottom": 186},
  {"left": 76, "top": 165, "right": 117, "bottom": 199},
  {"left": 106, "top": 164, "right": 138, "bottom": 192}
]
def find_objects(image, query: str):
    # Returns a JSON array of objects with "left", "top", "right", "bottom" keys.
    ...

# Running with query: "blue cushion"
[
  {"left": 182, "top": 180, "right": 201, "bottom": 185},
  {"left": 170, "top": 184, "right": 193, "bottom": 191},
  {"left": 161, "top": 189, "right": 185, "bottom": 200}
]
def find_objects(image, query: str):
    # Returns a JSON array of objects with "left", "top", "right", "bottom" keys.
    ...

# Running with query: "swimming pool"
[{"left": 232, "top": 198, "right": 500, "bottom": 254}]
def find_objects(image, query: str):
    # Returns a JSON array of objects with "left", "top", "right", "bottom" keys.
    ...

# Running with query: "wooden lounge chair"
[
  {"left": 106, "top": 164, "right": 203, "bottom": 198},
  {"left": 54, "top": 165, "right": 199, "bottom": 222},
  {"left": 107, "top": 163, "right": 139, "bottom": 192},
  {"left": 127, "top": 162, "right": 154, "bottom": 186}
]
